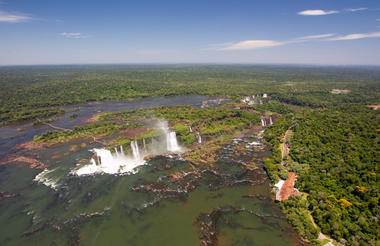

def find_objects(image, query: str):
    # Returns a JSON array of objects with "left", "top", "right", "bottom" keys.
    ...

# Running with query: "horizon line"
[{"left": 1, "top": 62, "right": 380, "bottom": 68}]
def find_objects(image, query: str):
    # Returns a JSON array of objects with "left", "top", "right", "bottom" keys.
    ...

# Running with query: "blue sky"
[{"left": 0, "top": 0, "right": 379, "bottom": 65}]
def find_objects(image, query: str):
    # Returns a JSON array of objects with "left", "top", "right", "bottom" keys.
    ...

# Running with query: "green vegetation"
[
  {"left": 112, "top": 136, "right": 132, "bottom": 149},
  {"left": 172, "top": 123, "right": 195, "bottom": 145},
  {"left": 290, "top": 106, "right": 379, "bottom": 245},
  {"left": 252, "top": 102, "right": 294, "bottom": 115},
  {"left": 105, "top": 106, "right": 260, "bottom": 144},
  {"left": 281, "top": 195, "right": 320, "bottom": 243},
  {"left": 1, "top": 65, "right": 379, "bottom": 125},
  {"left": 264, "top": 114, "right": 293, "bottom": 163},
  {"left": 0, "top": 107, "right": 64, "bottom": 126},
  {"left": 33, "top": 105, "right": 260, "bottom": 148},
  {"left": 265, "top": 106, "right": 379, "bottom": 245},
  {"left": 2, "top": 65, "right": 380, "bottom": 245},
  {"left": 34, "top": 122, "right": 127, "bottom": 144},
  {"left": 69, "top": 113, "right": 78, "bottom": 120},
  {"left": 30, "top": 105, "right": 262, "bottom": 181},
  {"left": 264, "top": 114, "right": 293, "bottom": 182},
  {"left": 32, "top": 117, "right": 59, "bottom": 127}
]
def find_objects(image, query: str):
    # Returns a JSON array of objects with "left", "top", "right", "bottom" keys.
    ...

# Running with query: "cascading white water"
[
  {"left": 269, "top": 117, "right": 273, "bottom": 125},
  {"left": 143, "top": 138, "right": 146, "bottom": 151},
  {"left": 167, "top": 131, "right": 181, "bottom": 152},
  {"left": 261, "top": 119, "right": 266, "bottom": 127},
  {"left": 33, "top": 168, "right": 59, "bottom": 190},
  {"left": 73, "top": 145, "right": 146, "bottom": 176},
  {"left": 73, "top": 146, "right": 146, "bottom": 176},
  {"left": 131, "top": 140, "right": 141, "bottom": 160},
  {"left": 73, "top": 120, "right": 184, "bottom": 176},
  {"left": 197, "top": 132, "right": 202, "bottom": 144},
  {"left": 157, "top": 120, "right": 182, "bottom": 153},
  {"left": 189, "top": 126, "right": 193, "bottom": 133}
]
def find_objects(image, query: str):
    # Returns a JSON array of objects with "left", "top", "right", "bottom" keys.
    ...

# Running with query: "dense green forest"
[
  {"left": 291, "top": 107, "right": 379, "bottom": 245},
  {"left": 1, "top": 65, "right": 380, "bottom": 245},
  {"left": 1, "top": 65, "right": 379, "bottom": 125},
  {"left": 265, "top": 106, "right": 379, "bottom": 245}
]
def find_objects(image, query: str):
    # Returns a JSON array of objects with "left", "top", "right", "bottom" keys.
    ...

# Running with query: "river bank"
[{"left": 0, "top": 96, "right": 308, "bottom": 246}]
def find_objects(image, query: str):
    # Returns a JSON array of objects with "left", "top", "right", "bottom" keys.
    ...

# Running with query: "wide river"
[{"left": 0, "top": 96, "right": 306, "bottom": 246}]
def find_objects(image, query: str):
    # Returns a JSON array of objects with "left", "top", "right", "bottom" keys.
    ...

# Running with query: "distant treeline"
[{"left": 1, "top": 65, "right": 379, "bottom": 124}]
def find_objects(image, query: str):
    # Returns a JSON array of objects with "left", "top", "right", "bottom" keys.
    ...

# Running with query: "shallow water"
[
  {"left": 0, "top": 96, "right": 305, "bottom": 246},
  {"left": 0, "top": 96, "right": 210, "bottom": 159},
  {"left": 0, "top": 137, "right": 305, "bottom": 246}
]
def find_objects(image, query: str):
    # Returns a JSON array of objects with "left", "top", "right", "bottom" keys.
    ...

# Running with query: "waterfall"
[
  {"left": 269, "top": 117, "right": 273, "bottom": 125},
  {"left": 263, "top": 93, "right": 267, "bottom": 98},
  {"left": 73, "top": 147, "right": 146, "bottom": 176},
  {"left": 156, "top": 120, "right": 182, "bottom": 153},
  {"left": 167, "top": 131, "right": 181, "bottom": 152},
  {"left": 189, "top": 126, "right": 193, "bottom": 133},
  {"left": 151, "top": 137, "right": 158, "bottom": 151},
  {"left": 197, "top": 132, "right": 202, "bottom": 144},
  {"left": 130, "top": 140, "right": 141, "bottom": 160},
  {"left": 73, "top": 120, "right": 184, "bottom": 176},
  {"left": 261, "top": 119, "right": 266, "bottom": 127}
]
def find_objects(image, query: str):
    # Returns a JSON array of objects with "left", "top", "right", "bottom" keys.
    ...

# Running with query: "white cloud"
[
  {"left": 298, "top": 33, "right": 335, "bottom": 40},
  {"left": 219, "top": 33, "right": 333, "bottom": 51},
  {"left": 330, "top": 32, "right": 380, "bottom": 40},
  {"left": 0, "top": 10, "right": 33, "bottom": 23},
  {"left": 345, "top": 8, "right": 368, "bottom": 12},
  {"left": 217, "top": 31, "right": 380, "bottom": 51},
  {"left": 298, "top": 9, "right": 339, "bottom": 16},
  {"left": 60, "top": 32, "right": 86, "bottom": 39},
  {"left": 298, "top": 7, "right": 368, "bottom": 16},
  {"left": 220, "top": 40, "right": 284, "bottom": 50}
]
